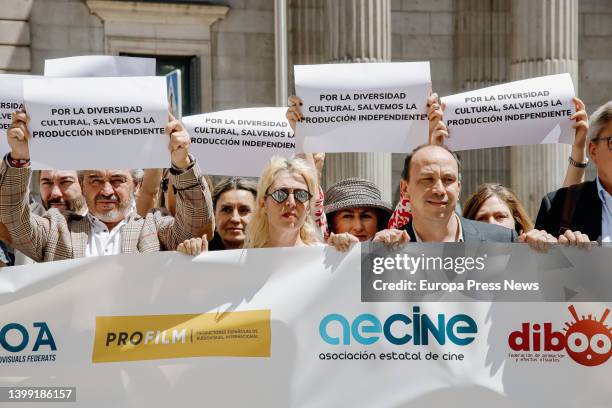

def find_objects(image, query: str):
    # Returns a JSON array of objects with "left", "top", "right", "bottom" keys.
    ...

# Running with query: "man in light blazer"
[{"left": 0, "top": 109, "right": 214, "bottom": 262}]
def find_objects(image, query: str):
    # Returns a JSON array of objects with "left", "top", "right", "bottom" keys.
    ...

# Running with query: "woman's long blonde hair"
[{"left": 245, "top": 156, "right": 320, "bottom": 248}]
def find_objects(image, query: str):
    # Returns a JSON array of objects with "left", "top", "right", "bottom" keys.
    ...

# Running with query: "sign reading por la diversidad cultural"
[
  {"left": 24, "top": 76, "right": 169, "bottom": 170},
  {"left": 441, "top": 73, "right": 576, "bottom": 150},
  {"left": 294, "top": 61, "right": 431, "bottom": 152},
  {"left": 183, "top": 107, "right": 294, "bottom": 176}
]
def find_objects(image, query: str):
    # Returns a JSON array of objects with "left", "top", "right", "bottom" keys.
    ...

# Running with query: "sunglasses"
[{"left": 265, "top": 188, "right": 312, "bottom": 204}]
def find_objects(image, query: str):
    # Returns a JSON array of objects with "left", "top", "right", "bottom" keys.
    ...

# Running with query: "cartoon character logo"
[
  {"left": 563, "top": 305, "right": 611, "bottom": 367},
  {"left": 508, "top": 305, "right": 611, "bottom": 367}
]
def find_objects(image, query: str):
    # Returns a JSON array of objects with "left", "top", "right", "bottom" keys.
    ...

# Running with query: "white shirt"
[
  {"left": 84, "top": 214, "right": 127, "bottom": 257},
  {"left": 596, "top": 177, "right": 612, "bottom": 243},
  {"left": 413, "top": 213, "right": 464, "bottom": 243}
]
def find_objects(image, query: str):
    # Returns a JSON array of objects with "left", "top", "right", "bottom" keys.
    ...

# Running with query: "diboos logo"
[
  {"left": 0, "top": 322, "right": 57, "bottom": 364},
  {"left": 319, "top": 306, "right": 477, "bottom": 346},
  {"left": 92, "top": 311, "right": 271, "bottom": 363},
  {"left": 508, "top": 305, "right": 611, "bottom": 367}
]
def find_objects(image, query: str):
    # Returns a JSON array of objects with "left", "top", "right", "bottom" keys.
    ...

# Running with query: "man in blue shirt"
[
  {"left": 0, "top": 239, "right": 13, "bottom": 267},
  {"left": 535, "top": 101, "right": 612, "bottom": 244}
]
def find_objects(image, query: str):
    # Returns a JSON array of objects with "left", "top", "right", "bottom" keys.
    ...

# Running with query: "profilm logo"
[{"left": 508, "top": 305, "right": 611, "bottom": 367}]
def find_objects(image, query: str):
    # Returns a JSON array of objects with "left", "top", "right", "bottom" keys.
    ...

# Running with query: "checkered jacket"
[{"left": 0, "top": 160, "right": 214, "bottom": 262}]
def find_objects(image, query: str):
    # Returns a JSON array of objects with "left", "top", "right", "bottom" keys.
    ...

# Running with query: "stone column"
[
  {"left": 321, "top": 0, "right": 393, "bottom": 202},
  {"left": 454, "top": 0, "right": 512, "bottom": 204},
  {"left": 509, "top": 0, "right": 578, "bottom": 217}
]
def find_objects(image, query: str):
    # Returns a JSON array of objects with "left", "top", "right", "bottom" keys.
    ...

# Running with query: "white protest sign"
[
  {"left": 294, "top": 62, "right": 431, "bottom": 152},
  {"left": 0, "top": 74, "right": 40, "bottom": 156},
  {"left": 183, "top": 107, "right": 294, "bottom": 176},
  {"left": 44, "top": 55, "right": 156, "bottom": 77},
  {"left": 24, "top": 77, "right": 169, "bottom": 170},
  {"left": 441, "top": 74, "right": 576, "bottom": 150}
]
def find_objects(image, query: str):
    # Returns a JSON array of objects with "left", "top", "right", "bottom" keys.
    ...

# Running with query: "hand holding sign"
[
  {"left": 7, "top": 109, "right": 30, "bottom": 160},
  {"left": 427, "top": 92, "right": 448, "bottom": 145},
  {"left": 286, "top": 95, "right": 304, "bottom": 132},
  {"left": 570, "top": 97, "right": 589, "bottom": 149},
  {"left": 166, "top": 114, "right": 191, "bottom": 169}
]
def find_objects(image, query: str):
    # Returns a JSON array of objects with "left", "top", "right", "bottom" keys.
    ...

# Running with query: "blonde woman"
[
  {"left": 178, "top": 156, "right": 322, "bottom": 255},
  {"left": 245, "top": 156, "right": 321, "bottom": 248}
]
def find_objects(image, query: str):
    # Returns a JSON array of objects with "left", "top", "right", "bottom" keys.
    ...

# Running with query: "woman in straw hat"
[{"left": 325, "top": 178, "right": 393, "bottom": 251}]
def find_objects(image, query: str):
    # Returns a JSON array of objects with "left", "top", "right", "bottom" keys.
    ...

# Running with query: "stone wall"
[
  {"left": 29, "top": 0, "right": 103, "bottom": 74},
  {"left": 9, "top": 0, "right": 610, "bottom": 112},
  {"left": 0, "top": 0, "right": 32, "bottom": 73},
  {"left": 579, "top": 0, "right": 612, "bottom": 114},
  {"left": 210, "top": 0, "right": 276, "bottom": 110}
]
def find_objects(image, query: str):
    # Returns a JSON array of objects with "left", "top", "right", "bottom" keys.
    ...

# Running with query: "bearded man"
[{"left": 0, "top": 109, "right": 213, "bottom": 262}]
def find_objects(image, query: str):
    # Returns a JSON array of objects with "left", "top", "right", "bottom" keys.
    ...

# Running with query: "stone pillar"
[
  {"left": 509, "top": 0, "right": 578, "bottom": 217},
  {"left": 321, "top": 0, "right": 393, "bottom": 202},
  {"left": 290, "top": 0, "right": 326, "bottom": 65},
  {"left": 327, "top": 0, "right": 391, "bottom": 63},
  {"left": 454, "top": 0, "right": 512, "bottom": 204}
]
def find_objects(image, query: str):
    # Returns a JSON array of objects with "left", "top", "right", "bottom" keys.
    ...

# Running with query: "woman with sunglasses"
[
  {"left": 245, "top": 156, "right": 321, "bottom": 248},
  {"left": 177, "top": 156, "right": 321, "bottom": 255}
]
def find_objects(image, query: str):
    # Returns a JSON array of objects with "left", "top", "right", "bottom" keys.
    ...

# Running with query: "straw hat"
[{"left": 324, "top": 178, "right": 393, "bottom": 218}]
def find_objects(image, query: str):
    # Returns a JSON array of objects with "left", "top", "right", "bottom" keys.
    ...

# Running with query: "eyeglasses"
[
  {"left": 265, "top": 188, "right": 312, "bottom": 204},
  {"left": 593, "top": 136, "right": 612, "bottom": 151}
]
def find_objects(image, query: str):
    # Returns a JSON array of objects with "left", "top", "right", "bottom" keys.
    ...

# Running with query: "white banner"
[
  {"left": 24, "top": 77, "right": 169, "bottom": 170},
  {"left": 294, "top": 62, "right": 431, "bottom": 152},
  {"left": 183, "top": 107, "right": 294, "bottom": 176},
  {"left": 44, "top": 56, "right": 156, "bottom": 77},
  {"left": 441, "top": 74, "right": 576, "bottom": 150},
  {"left": 0, "top": 74, "right": 37, "bottom": 157},
  {"left": 0, "top": 245, "right": 610, "bottom": 407}
]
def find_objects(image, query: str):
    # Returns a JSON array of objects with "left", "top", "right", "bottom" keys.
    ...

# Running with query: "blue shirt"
[
  {"left": 0, "top": 240, "right": 13, "bottom": 266},
  {"left": 596, "top": 177, "right": 612, "bottom": 243}
]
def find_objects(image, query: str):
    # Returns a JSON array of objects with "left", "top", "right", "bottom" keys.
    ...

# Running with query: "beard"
[
  {"left": 90, "top": 194, "right": 134, "bottom": 223},
  {"left": 45, "top": 195, "right": 87, "bottom": 214}
]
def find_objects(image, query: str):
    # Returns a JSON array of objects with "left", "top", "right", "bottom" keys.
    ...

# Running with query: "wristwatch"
[
  {"left": 4, "top": 153, "right": 31, "bottom": 168},
  {"left": 568, "top": 156, "right": 588, "bottom": 168}
]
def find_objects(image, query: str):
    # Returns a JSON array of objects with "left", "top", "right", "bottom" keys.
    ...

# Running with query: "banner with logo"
[
  {"left": 0, "top": 244, "right": 610, "bottom": 407},
  {"left": 441, "top": 74, "right": 576, "bottom": 150},
  {"left": 294, "top": 62, "right": 431, "bottom": 153}
]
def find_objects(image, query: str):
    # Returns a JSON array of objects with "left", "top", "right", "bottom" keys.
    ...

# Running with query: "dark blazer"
[
  {"left": 535, "top": 180, "right": 602, "bottom": 241},
  {"left": 402, "top": 216, "right": 517, "bottom": 242}
]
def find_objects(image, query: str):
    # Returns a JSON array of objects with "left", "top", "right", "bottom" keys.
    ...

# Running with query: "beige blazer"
[{"left": 0, "top": 161, "right": 213, "bottom": 262}]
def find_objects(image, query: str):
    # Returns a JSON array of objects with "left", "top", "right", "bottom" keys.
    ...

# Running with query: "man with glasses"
[{"left": 536, "top": 101, "right": 612, "bottom": 244}]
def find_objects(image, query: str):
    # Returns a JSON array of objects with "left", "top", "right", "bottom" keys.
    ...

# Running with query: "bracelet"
[
  {"left": 169, "top": 153, "right": 195, "bottom": 175},
  {"left": 568, "top": 156, "right": 588, "bottom": 168},
  {"left": 173, "top": 181, "right": 202, "bottom": 193},
  {"left": 6, "top": 153, "right": 30, "bottom": 168}
]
